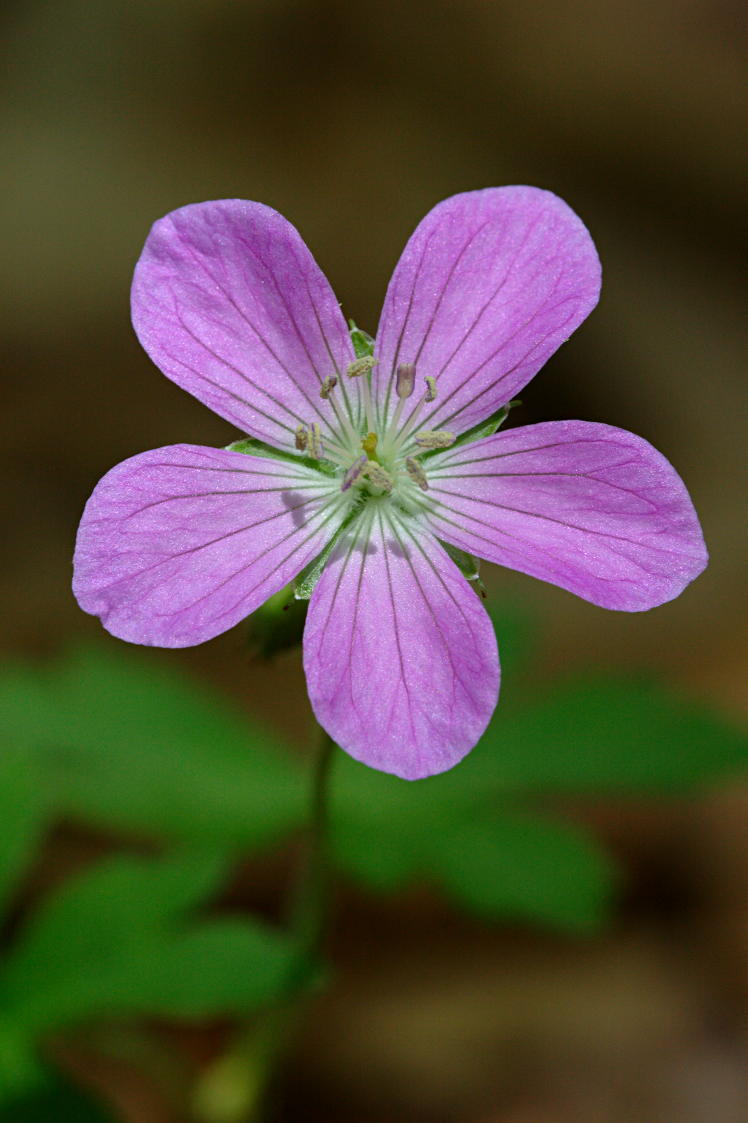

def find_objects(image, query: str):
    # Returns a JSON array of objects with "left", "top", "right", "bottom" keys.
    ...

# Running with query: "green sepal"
[
  {"left": 294, "top": 507, "right": 361, "bottom": 601},
  {"left": 440, "top": 541, "right": 486, "bottom": 598},
  {"left": 348, "top": 320, "right": 375, "bottom": 359},
  {"left": 419, "top": 400, "right": 521, "bottom": 462},
  {"left": 225, "top": 437, "right": 337, "bottom": 477}
]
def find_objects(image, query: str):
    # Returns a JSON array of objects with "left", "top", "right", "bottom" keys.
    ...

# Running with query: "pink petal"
[
  {"left": 373, "top": 187, "right": 600, "bottom": 434},
  {"left": 303, "top": 509, "right": 499, "bottom": 779},
  {"left": 427, "top": 421, "right": 708, "bottom": 611},
  {"left": 73, "top": 445, "right": 342, "bottom": 646},
  {"left": 131, "top": 201, "right": 357, "bottom": 450}
]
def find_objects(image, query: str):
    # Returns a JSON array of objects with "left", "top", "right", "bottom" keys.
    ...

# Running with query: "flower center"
[{"left": 294, "top": 358, "right": 455, "bottom": 516}]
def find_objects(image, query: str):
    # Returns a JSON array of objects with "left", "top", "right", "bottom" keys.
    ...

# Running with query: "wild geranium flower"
[{"left": 73, "top": 188, "right": 707, "bottom": 779}]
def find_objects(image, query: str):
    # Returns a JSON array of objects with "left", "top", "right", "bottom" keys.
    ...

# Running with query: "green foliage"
[
  {"left": 327, "top": 660, "right": 748, "bottom": 930},
  {"left": 476, "top": 675, "right": 748, "bottom": 794},
  {"left": 484, "top": 599, "right": 538, "bottom": 681},
  {"left": 0, "top": 645, "right": 305, "bottom": 850},
  {"left": 3, "top": 642, "right": 748, "bottom": 943},
  {"left": 0, "top": 633, "right": 747, "bottom": 1097},
  {"left": 0, "top": 1071, "right": 115, "bottom": 1121},
  {"left": 0, "top": 745, "right": 44, "bottom": 912},
  {"left": 437, "top": 814, "right": 613, "bottom": 933},
  {"left": 0, "top": 852, "right": 300, "bottom": 1036},
  {"left": 330, "top": 754, "right": 612, "bottom": 932}
]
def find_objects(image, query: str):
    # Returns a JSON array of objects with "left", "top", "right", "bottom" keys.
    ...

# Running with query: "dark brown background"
[{"left": 2, "top": 1, "right": 747, "bottom": 1119}]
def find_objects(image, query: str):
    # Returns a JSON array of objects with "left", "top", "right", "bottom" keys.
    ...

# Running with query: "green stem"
[
  {"left": 291, "top": 728, "right": 336, "bottom": 966},
  {"left": 193, "top": 727, "right": 336, "bottom": 1123}
]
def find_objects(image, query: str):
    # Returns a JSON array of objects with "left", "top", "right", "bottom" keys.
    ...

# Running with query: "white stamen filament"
[
  {"left": 345, "top": 356, "right": 378, "bottom": 437},
  {"left": 384, "top": 388, "right": 430, "bottom": 458},
  {"left": 359, "top": 372, "right": 377, "bottom": 437},
  {"left": 325, "top": 389, "right": 362, "bottom": 453}
]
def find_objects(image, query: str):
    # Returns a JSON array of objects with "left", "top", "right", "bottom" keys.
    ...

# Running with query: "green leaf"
[
  {"left": 0, "top": 646, "right": 305, "bottom": 850},
  {"left": 1, "top": 853, "right": 301, "bottom": 1035},
  {"left": 331, "top": 753, "right": 462, "bottom": 892},
  {"left": 478, "top": 675, "right": 748, "bottom": 794},
  {"left": 0, "top": 1069, "right": 115, "bottom": 1120},
  {"left": 330, "top": 754, "right": 614, "bottom": 931},
  {"left": 436, "top": 813, "right": 614, "bottom": 933},
  {"left": 0, "top": 744, "right": 45, "bottom": 913},
  {"left": 138, "top": 920, "right": 311, "bottom": 1017},
  {"left": 0, "top": 1022, "right": 43, "bottom": 1106}
]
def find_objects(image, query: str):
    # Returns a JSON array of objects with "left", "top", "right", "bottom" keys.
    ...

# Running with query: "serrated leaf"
[
  {"left": 1, "top": 854, "right": 301, "bottom": 1035},
  {"left": 436, "top": 813, "right": 615, "bottom": 933},
  {"left": 479, "top": 675, "right": 748, "bottom": 794},
  {"left": 0, "top": 646, "right": 305, "bottom": 850}
]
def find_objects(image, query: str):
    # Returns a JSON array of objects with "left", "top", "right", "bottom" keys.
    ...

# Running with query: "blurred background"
[{"left": 1, "top": 0, "right": 747, "bottom": 1120}]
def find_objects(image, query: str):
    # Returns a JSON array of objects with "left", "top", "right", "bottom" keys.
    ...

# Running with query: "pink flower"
[{"left": 73, "top": 188, "right": 707, "bottom": 779}]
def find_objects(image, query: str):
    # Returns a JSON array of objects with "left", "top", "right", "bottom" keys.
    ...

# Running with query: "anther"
[
  {"left": 319, "top": 375, "right": 338, "bottom": 399},
  {"left": 424, "top": 376, "right": 437, "bottom": 402},
  {"left": 346, "top": 356, "right": 378, "bottom": 379},
  {"left": 341, "top": 453, "right": 367, "bottom": 491},
  {"left": 364, "top": 462, "right": 393, "bottom": 493},
  {"left": 294, "top": 424, "right": 308, "bottom": 452},
  {"left": 405, "top": 456, "right": 429, "bottom": 492},
  {"left": 308, "top": 422, "right": 324, "bottom": 459},
  {"left": 414, "top": 429, "right": 456, "bottom": 450},
  {"left": 395, "top": 363, "right": 416, "bottom": 399}
]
